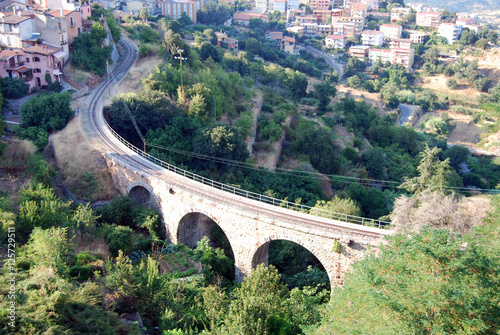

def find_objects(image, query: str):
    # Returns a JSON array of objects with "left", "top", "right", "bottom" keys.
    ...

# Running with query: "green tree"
[
  {"left": 225, "top": 264, "right": 289, "bottom": 335},
  {"left": 245, "top": 37, "right": 262, "bottom": 55},
  {"left": 310, "top": 196, "right": 362, "bottom": 217},
  {"left": 23, "top": 226, "right": 72, "bottom": 277},
  {"left": 400, "top": 145, "right": 452, "bottom": 194},
  {"left": 140, "top": 7, "right": 148, "bottom": 22},
  {"left": 312, "top": 227, "right": 500, "bottom": 334},
  {"left": 347, "top": 75, "right": 361, "bottom": 88},
  {"left": 20, "top": 91, "right": 72, "bottom": 132},
  {"left": 193, "top": 124, "right": 249, "bottom": 164},
  {"left": 313, "top": 81, "right": 336, "bottom": 112},
  {"left": 199, "top": 41, "right": 221, "bottom": 62}
]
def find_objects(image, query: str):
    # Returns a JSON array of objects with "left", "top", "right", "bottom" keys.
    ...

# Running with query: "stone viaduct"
[
  {"left": 103, "top": 148, "right": 391, "bottom": 290},
  {"left": 85, "top": 38, "right": 392, "bottom": 291}
]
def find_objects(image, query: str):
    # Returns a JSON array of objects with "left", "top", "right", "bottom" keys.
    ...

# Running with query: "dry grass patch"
[
  {"left": 0, "top": 138, "right": 36, "bottom": 170},
  {"left": 51, "top": 118, "right": 116, "bottom": 201}
]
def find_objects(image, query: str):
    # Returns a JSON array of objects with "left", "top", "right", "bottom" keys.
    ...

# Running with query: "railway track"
[{"left": 84, "top": 38, "right": 391, "bottom": 241}]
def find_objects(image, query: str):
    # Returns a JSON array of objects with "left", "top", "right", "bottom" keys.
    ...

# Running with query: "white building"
[
  {"left": 390, "top": 7, "right": 411, "bottom": 22},
  {"left": 410, "top": 32, "right": 426, "bottom": 44},
  {"left": 274, "top": 0, "right": 286, "bottom": 13},
  {"left": 287, "top": 0, "right": 299, "bottom": 10},
  {"left": 161, "top": 0, "right": 198, "bottom": 23},
  {"left": 380, "top": 24, "right": 402, "bottom": 40},
  {"left": 361, "top": 30, "right": 384, "bottom": 46},
  {"left": 0, "top": 13, "right": 32, "bottom": 49},
  {"left": 438, "top": 23, "right": 462, "bottom": 44},
  {"left": 325, "top": 34, "right": 346, "bottom": 49},
  {"left": 255, "top": 0, "right": 267, "bottom": 11}
]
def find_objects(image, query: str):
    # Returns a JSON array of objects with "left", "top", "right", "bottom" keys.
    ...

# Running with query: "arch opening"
[
  {"left": 252, "top": 240, "right": 330, "bottom": 293},
  {"left": 177, "top": 212, "right": 234, "bottom": 260},
  {"left": 128, "top": 185, "right": 158, "bottom": 210}
]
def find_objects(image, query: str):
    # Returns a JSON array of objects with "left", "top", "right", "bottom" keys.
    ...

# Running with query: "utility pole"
[{"left": 174, "top": 49, "right": 187, "bottom": 101}]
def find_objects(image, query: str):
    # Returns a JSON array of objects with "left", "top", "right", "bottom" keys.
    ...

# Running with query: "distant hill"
[{"left": 410, "top": 0, "right": 500, "bottom": 12}]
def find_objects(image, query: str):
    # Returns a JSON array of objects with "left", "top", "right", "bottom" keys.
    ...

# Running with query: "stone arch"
[
  {"left": 127, "top": 181, "right": 160, "bottom": 210},
  {"left": 176, "top": 210, "right": 235, "bottom": 260},
  {"left": 249, "top": 234, "right": 333, "bottom": 289}
]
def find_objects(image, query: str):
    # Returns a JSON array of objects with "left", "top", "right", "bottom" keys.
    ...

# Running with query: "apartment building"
[
  {"left": 416, "top": 11, "right": 441, "bottom": 28},
  {"left": 296, "top": 15, "right": 318, "bottom": 25},
  {"left": 0, "top": 50, "right": 32, "bottom": 83},
  {"left": 369, "top": 46, "right": 414, "bottom": 69},
  {"left": 317, "top": 24, "right": 332, "bottom": 35},
  {"left": 456, "top": 17, "right": 475, "bottom": 26},
  {"left": 325, "top": 34, "right": 346, "bottom": 49},
  {"left": 368, "top": 48, "right": 391, "bottom": 63},
  {"left": 332, "top": 21, "right": 355, "bottom": 38},
  {"left": 390, "top": 38, "right": 411, "bottom": 49},
  {"left": 380, "top": 23, "right": 402, "bottom": 40},
  {"left": 438, "top": 22, "right": 462, "bottom": 44},
  {"left": 331, "top": 9, "right": 343, "bottom": 20},
  {"left": 338, "top": 16, "right": 364, "bottom": 35},
  {"left": 310, "top": 0, "right": 329, "bottom": 11},
  {"left": 351, "top": 3, "right": 366, "bottom": 18},
  {"left": 360, "top": 0, "right": 378, "bottom": 11},
  {"left": 361, "top": 30, "right": 384, "bottom": 46},
  {"left": 161, "top": 0, "right": 198, "bottom": 23},
  {"left": 390, "top": 7, "right": 411, "bottom": 22},
  {"left": 313, "top": 10, "right": 331, "bottom": 24},
  {"left": 0, "top": 13, "right": 32, "bottom": 49},
  {"left": 274, "top": 0, "right": 286, "bottom": 12},
  {"left": 302, "top": 22, "right": 318, "bottom": 35}
]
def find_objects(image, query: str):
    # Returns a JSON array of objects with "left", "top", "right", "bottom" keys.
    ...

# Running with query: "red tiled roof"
[
  {"left": 49, "top": 9, "right": 76, "bottom": 17},
  {"left": 326, "top": 34, "right": 345, "bottom": 39},
  {"left": 24, "top": 44, "right": 62, "bottom": 55}
]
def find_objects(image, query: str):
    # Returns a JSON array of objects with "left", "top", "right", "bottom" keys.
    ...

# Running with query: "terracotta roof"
[
  {"left": 0, "top": 49, "right": 23, "bottom": 60},
  {"left": 1, "top": 14, "right": 30, "bottom": 24},
  {"left": 233, "top": 12, "right": 268, "bottom": 21},
  {"left": 282, "top": 36, "right": 295, "bottom": 43},
  {"left": 24, "top": 44, "right": 62, "bottom": 55},
  {"left": 326, "top": 34, "right": 345, "bottom": 39},
  {"left": 227, "top": 38, "right": 238, "bottom": 43},
  {"left": 49, "top": 9, "right": 75, "bottom": 17}
]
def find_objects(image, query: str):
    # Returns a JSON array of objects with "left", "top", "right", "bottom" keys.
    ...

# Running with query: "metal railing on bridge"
[{"left": 103, "top": 114, "right": 391, "bottom": 229}]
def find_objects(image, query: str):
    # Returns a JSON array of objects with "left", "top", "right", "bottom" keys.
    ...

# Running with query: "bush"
[
  {"left": 99, "top": 224, "right": 135, "bottom": 256},
  {"left": 347, "top": 75, "right": 361, "bottom": 88},
  {"left": 20, "top": 91, "right": 73, "bottom": 132},
  {"left": 139, "top": 44, "right": 152, "bottom": 57},
  {"left": 0, "top": 77, "right": 29, "bottom": 98},
  {"left": 446, "top": 78, "right": 458, "bottom": 89}
]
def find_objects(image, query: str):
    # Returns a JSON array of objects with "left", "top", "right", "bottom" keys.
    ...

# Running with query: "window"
[
  {"left": 34, "top": 68, "right": 41, "bottom": 73},
  {"left": 33, "top": 57, "right": 40, "bottom": 62},
  {"left": 25, "top": 58, "right": 30, "bottom": 63},
  {"left": 70, "top": 17, "right": 74, "bottom": 27},
  {"left": 58, "top": 22, "right": 62, "bottom": 31}
]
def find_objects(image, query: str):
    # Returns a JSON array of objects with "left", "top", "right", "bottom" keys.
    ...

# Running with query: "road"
[
  {"left": 79, "top": 37, "right": 391, "bottom": 239},
  {"left": 398, "top": 104, "right": 421, "bottom": 126},
  {"left": 304, "top": 45, "right": 345, "bottom": 79}
]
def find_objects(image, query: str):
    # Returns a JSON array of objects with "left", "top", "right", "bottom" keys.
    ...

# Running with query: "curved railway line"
[{"left": 83, "top": 38, "right": 392, "bottom": 241}]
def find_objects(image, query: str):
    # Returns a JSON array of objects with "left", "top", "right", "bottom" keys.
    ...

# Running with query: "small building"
[
  {"left": 331, "top": 9, "right": 343, "bottom": 20},
  {"left": 338, "top": 15, "right": 364, "bottom": 35},
  {"left": 325, "top": 34, "right": 346, "bottom": 49},
  {"left": 268, "top": 31, "right": 283, "bottom": 45},
  {"left": 313, "top": 10, "right": 331, "bottom": 24},
  {"left": 296, "top": 15, "right": 317, "bottom": 25},
  {"left": 349, "top": 44, "right": 369, "bottom": 59},
  {"left": 286, "top": 25, "right": 304, "bottom": 37},
  {"left": 281, "top": 36, "right": 296, "bottom": 54},
  {"left": 360, "top": 0, "right": 379, "bottom": 11},
  {"left": 380, "top": 23, "right": 402, "bottom": 40},
  {"left": 302, "top": 22, "right": 318, "bottom": 36},
  {"left": 232, "top": 12, "right": 269, "bottom": 25},
  {"left": 416, "top": 11, "right": 441, "bottom": 28},
  {"left": 391, "top": 47, "right": 414, "bottom": 69},
  {"left": 255, "top": 0, "right": 267, "bottom": 11},
  {"left": 410, "top": 32, "right": 426, "bottom": 44},
  {"left": 456, "top": 17, "right": 475, "bottom": 26},
  {"left": 438, "top": 22, "right": 462, "bottom": 44},
  {"left": 48, "top": 8, "right": 82, "bottom": 46},
  {"left": 390, "top": 7, "right": 411, "bottom": 22},
  {"left": 361, "top": 30, "right": 384, "bottom": 46},
  {"left": 226, "top": 37, "right": 238, "bottom": 50},
  {"left": 332, "top": 21, "right": 355, "bottom": 38}
]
